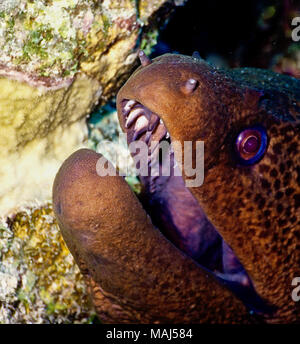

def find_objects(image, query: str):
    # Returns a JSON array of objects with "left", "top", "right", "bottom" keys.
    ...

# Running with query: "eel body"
[{"left": 52, "top": 52, "right": 300, "bottom": 323}]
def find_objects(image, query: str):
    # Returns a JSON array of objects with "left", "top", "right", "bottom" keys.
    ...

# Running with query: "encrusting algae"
[
  {"left": 0, "top": 0, "right": 133, "bottom": 78},
  {"left": 0, "top": 205, "right": 94, "bottom": 323},
  {"left": 0, "top": 0, "right": 176, "bottom": 216}
]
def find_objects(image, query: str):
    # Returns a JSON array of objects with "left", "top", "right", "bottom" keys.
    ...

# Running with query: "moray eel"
[{"left": 52, "top": 52, "right": 300, "bottom": 323}]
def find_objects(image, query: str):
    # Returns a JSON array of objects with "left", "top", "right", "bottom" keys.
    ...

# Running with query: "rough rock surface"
[
  {"left": 0, "top": 205, "right": 93, "bottom": 323},
  {"left": 0, "top": 0, "right": 178, "bottom": 216}
]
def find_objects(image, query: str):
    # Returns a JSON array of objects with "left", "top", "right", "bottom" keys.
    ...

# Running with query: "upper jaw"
[
  {"left": 116, "top": 54, "right": 233, "bottom": 149},
  {"left": 116, "top": 54, "right": 195, "bottom": 133}
]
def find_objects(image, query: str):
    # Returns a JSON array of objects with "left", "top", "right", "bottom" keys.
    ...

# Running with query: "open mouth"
[{"left": 120, "top": 98, "right": 273, "bottom": 316}]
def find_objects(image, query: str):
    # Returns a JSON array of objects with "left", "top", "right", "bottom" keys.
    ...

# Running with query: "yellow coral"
[{"left": 0, "top": 205, "right": 94, "bottom": 323}]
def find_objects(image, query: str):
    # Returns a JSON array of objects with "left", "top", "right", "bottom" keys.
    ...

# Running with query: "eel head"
[
  {"left": 116, "top": 52, "right": 300, "bottom": 322},
  {"left": 53, "top": 52, "right": 300, "bottom": 323}
]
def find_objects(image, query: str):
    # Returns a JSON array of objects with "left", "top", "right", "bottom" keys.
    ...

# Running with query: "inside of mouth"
[{"left": 120, "top": 98, "right": 271, "bottom": 315}]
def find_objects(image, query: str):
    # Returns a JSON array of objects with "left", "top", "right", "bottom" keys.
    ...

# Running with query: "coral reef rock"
[
  {"left": 0, "top": 0, "right": 178, "bottom": 216},
  {"left": 0, "top": 205, "right": 93, "bottom": 323}
]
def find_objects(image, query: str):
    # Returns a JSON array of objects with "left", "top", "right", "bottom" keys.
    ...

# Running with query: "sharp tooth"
[
  {"left": 160, "top": 127, "right": 167, "bottom": 141},
  {"left": 153, "top": 124, "right": 167, "bottom": 142},
  {"left": 144, "top": 131, "right": 152, "bottom": 144},
  {"left": 132, "top": 116, "right": 149, "bottom": 140},
  {"left": 166, "top": 132, "right": 170, "bottom": 139},
  {"left": 135, "top": 115, "right": 149, "bottom": 130},
  {"left": 125, "top": 108, "right": 144, "bottom": 128},
  {"left": 160, "top": 119, "right": 163, "bottom": 124},
  {"left": 148, "top": 114, "right": 159, "bottom": 131},
  {"left": 123, "top": 100, "right": 137, "bottom": 115}
]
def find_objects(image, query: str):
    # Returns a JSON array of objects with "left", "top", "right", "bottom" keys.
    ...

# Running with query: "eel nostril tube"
[
  {"left": 138, "top": 50, "right": 152, "bottom": 67},
  {"left": 181, "top": 78, "right": 199, "bottom": 95}
]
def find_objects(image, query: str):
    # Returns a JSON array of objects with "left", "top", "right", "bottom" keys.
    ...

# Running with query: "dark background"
[{"left": 152, "top": 0, "right": 300, "bottom": 71}]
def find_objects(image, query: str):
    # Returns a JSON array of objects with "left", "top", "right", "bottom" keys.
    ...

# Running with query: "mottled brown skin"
[
  {"left": 53, "top": 53, "right": 300, "bottom": 323},
  {"left": 53, "top": 149, "right": 255, "bottom": 323}
]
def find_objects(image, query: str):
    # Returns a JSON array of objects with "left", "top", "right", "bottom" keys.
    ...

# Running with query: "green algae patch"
[
  {"left": 0, "top": 0, "right": 144, "bottom": 79},
  {"left": 0, "top": 0, "right": 92, "bottom": 78}
]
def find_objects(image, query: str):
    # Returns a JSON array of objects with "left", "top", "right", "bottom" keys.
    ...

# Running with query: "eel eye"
[{"left": 235, "top": 126, "right": 267, "bottom": 165}]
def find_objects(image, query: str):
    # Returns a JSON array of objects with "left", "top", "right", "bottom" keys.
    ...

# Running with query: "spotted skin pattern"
[
  {"left": 194, "top": 66, "right": 300, "bottom": 322},
  {"left": 53, "top": 54, "right": 300, "bottom": 323}
]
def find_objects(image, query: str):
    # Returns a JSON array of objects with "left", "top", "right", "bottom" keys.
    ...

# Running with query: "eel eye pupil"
[
  {"left": 242, "top": 135, "right": 259, "bottom": 154},
  {"left": 235, "top": 126, "right": 267, "bottom": 165}
]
